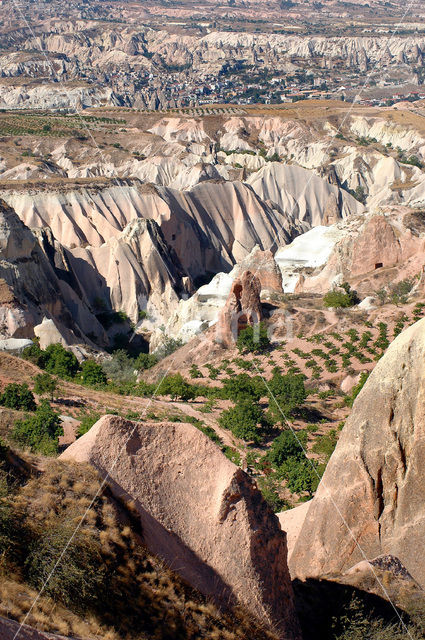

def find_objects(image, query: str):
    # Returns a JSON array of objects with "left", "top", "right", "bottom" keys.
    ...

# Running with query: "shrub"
[
  {"left": 237, "top": 323, "right": 270, "bottom": 354},
  {"left": 80, "top": 360, "right": 107, "bottom": 386},
  {"left": 189, "top": 364, "right": 203, "bottom": 378},
  {"left": 323, "top": 283, "right": 359, "bottom": 309},
  {"left": 133, "top": 380, "right": 156, "bottom": 397},
  {"left": 1, "top": 383, "right": 36, "bottom": 411},
  {"left": 223, "top": 447, "right": 241, "bottom": 466},
  {"left": 33, "top": 373, "right": 58, "bottom": 401},
  {"left": 284, "top": 458, "right": 320, "bottom": 496},
  {"left": 345, "top": 372, "right": 369, "bottom": 407},
  {"left": 155, "top": 336, "right": 183, "bottom": 360},
  {"left": 44, "top": 344, "right": 80, "bottom": 378},
  {"left": 257, "top": 476, "right": 288, "bottom": 512},
  {"left": 25, "top": 525, "right": 107, "bottom": 612},
  {"left": 135, "top": 353, "right": 158, "bottom": 371},
  {"left": 22, "top": 341, "right": 46, "bottom": 367},
  {"left": 268, "top": 430, "right": 307, "bottom": 468},
  {"left": 102, "top": 350, "right": 136, "bottom": 384},
  {"left": 11, "top": 400, "right": 63, "bottom": 454},
  {"left": 206, "top": 364, "right": 220, "bottom": 380},
  {"left": 219, "top": 399, "right": 268, "bottom": 444},
  {"left": 389, "top": 279, "right": 414, "bottom": 305},
  {"left": 312, "top": 429, "right": 338, "bottom": 460}
]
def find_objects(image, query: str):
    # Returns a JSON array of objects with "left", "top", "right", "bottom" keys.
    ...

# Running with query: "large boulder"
[
  {"left": 60, "top": 416, "right": 300, "bottom": 639},
  {"left": 289, "top": 318, "right": 425, "bottom": 587}
]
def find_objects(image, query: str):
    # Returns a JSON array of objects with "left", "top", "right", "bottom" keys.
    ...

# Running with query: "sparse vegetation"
[
  {"left": 11, "top": 400, "right": 62, "bottom": 455},
  {"left": 323, "top": 283, "right": 360, "bottom": 309},
  {"left": 237, "top": 323, "right": 270, "bottom": 354}
]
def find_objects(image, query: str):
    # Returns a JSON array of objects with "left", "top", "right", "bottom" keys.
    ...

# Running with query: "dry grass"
[{"left": 0, "top": 448, "right": 278, "bottom": 640}]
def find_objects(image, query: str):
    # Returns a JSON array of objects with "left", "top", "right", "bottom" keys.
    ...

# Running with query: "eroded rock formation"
[
  {"left": 60, "top": 415, "right": 300, "bottom": 639},
  {"left": 289, "top": 317, "right": 425, "bottom": 587},
  {"left": 216, "top": 270, "right": 263, "bottom": 347}
]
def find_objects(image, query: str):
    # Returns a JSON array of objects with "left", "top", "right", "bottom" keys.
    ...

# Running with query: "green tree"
[
  {"left": 222, "top": 373, "right": 263, "bottom": 402},
  {"left": 80, "top": 360, "right": 107, "bottom": 386},
  {"left": 323, "top": 283, "right": 359, "bottom": 309},
  {"left": 268, "top": 430, "right": 306, "bottom": 468},
  {"left": 22, "top": 341, "right": 47, "bottom": 368},
  {"left": 44, "top": 344, "right": 79, "bottom": 378},
  {"left": 11, "top": 400, "right": 63, "bottom": 454},
  {"left": 34, "top": 373, "right": 58, "bottom": 401},
  {"left": 237, "top": 323, "right": 270, "bottom": 354},
  {"left": 219, "top": 399, "right": 268, "bottom": 444},
  {"left": 1, "top": 383, "right": 36, "bottom": 411},
  {"left": 158, "top": 374, "right": 196, "bottom": 402},
  {"left": 267, "top": 372, "right": 306, "bottom": 423},
  {"left": 134, "top": 352, "right": 158, "bottom": 371},
  {"left": 285, "top": 459, "right": 320, "bottom": 496}
]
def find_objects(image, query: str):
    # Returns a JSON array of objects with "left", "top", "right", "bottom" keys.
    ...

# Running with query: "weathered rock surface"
[
  {"left": 247, "top": 163, "right": 364, "bottom": 226},
  {"left": 0, "top": 199, "right": 104, "bottom": 343},
  {"left": 0, "top": 616, "right": 70, "bottom": 640},
  {"left": 278, "top": 501, "right": 311, "bottom": 563},
  {"left": 60, "top": 415, "right": 300, "bottom": 639},
  {"left": 149, "top": 245, "right": 283, "bottom": 350},
  {"left": 289, "top": 317, "right": 425, "bottom": 587},
  {"left": 278, "top": 209, "right": 425, "bottom": 296},
  {"left": 34, "top": 317, "right": 80, "bottom": 350},
  {"left": 217, "top": 270, "right": 263, "bottom": 347}
]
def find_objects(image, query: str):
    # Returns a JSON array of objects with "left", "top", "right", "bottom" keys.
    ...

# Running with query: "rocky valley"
[{"left": 0, "top": 1, "right": 425, "bottom": 640}]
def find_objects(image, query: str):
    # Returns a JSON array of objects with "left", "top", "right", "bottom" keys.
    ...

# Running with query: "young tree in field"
[
  {"left": 34, "top": 373, "right": 58, "bottom": 401},
  {"left": 11, "top": 400, "right": 63, "bottom": 455},
  {"left": 0, "top": 383, "right": 36, "bottom": 411},
  {"left": 80, "top": 360, "right": 107, "bottom": 386}
]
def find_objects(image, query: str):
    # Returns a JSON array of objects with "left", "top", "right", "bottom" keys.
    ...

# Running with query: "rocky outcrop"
[
  {"left": 149, "top": 245, "right": 283, "bottom": 351},
  {"left": 277, "top": 209, "right": 425, "bottom": 296},
  {"left": 0, "top": 616, "right": 67, "bottom": 640},
  {"left": 60, "top": 415, "right": 300, "bottom": 639},
  {"left": 0, "top": 199, "right": 104, "bottom": 343},
  {"left": 1, "top": 179, "right": 294, "bottom": 278},
  {"left": 67, "top": 218, "right": 190, "bottom": 325},
  {"left": 289, "top": 317, "right": 425, "bottom": 587},
  {"left": 247, "top": 163, "right": 364, "bottom": 226},
  {"left": 216, "top": 270, "right": 263, "bottom": 347},
  {"left": 34, "top": 317, "right": 80, "bottom": 350}
]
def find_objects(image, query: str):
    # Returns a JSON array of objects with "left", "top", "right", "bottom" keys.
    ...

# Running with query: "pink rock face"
[
  {"left": 217, "top": 270, "right": 263, "bottom": 347},
  {"left": 289, "top": 318, "right": 425, "bottom": 587},
  {"left": 349, "top": 216, "right": 402, "bottom": 277},
  {"left": 60, "top": 416, "right": 300, "bottom": 640},
  {"left": 235, "top": 247, "right": 283, "bottom": 295}
]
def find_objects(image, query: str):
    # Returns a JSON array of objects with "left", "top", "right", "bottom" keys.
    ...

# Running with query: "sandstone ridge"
[
  {"left": 60, "top": 415, "right": 301, "bottom": 639},
  {"left": 289, "top": 317, "right": 425, "bottom": 587}
]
